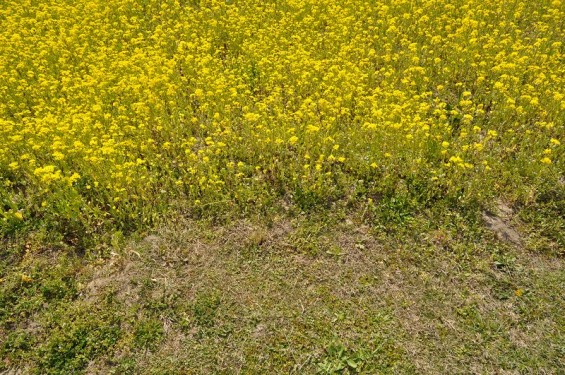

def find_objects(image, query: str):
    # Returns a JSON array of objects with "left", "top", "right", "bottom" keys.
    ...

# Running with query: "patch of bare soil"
[{"left": 482, "top": 201, "right": 523, "bottom": 247}]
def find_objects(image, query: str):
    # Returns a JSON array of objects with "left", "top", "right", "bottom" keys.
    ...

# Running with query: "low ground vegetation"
[{"left": 0, "top": 0, "right": 563, "bottom": 373}]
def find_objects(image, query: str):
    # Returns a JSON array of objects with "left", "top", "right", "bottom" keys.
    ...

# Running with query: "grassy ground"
[
  {"left": 1, "top": 0, "right": 564, "bottom": 373},
  {"left": 2, "top": 199, "right": 564, "bottom": 374}
]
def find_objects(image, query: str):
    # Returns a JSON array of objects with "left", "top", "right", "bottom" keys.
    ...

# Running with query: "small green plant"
[
  {"left": 192, "top": 291, "right": 222, "bottom": 328},
  {"left": 317, "top": 343, "right": 369, "bottom": 374},
  {"left": 133, "top": 318, "right": 164, "bottom": 351},
  {"left": 38, "top": 317, "right": 121, "bottom": 373}
]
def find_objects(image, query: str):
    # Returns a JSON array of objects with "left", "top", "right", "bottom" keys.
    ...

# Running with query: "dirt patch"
[
  {"left": 483, "top": 201, "right": 523, "bottom": 247},
  {"left": 81, "top": 248, "right": 149, "bottom": 306}
]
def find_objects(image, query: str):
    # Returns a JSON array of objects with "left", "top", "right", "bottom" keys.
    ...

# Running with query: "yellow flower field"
[{"left": 0, "top": 0, "right": 563, "bottom": 238}]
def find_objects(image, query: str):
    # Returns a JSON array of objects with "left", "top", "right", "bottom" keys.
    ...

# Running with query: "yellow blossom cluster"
[{"left": 0, "top": 0, "right": 563, "bottom": 233}]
